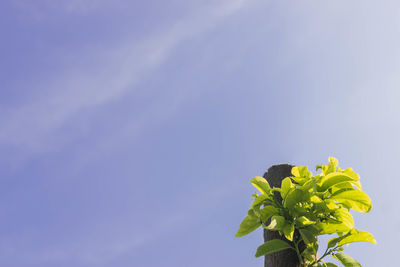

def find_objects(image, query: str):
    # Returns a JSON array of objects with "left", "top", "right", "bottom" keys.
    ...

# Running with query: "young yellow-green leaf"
[
  {"left": 281, "top": 177, "right": 294, "bottom": 199},
  {"left": 299, "top": 228, "right": 317, "bottom": 244},
  {"left": 296, "top": 216, "right": 315, "bottom": 226},
  {"left": 319, "top": 172, "right": 356, "bottom": 192},
  {"left": 333, "top": 252, "right": 361, "bottom": 267},
  {"left": 291, "top": 166, "right": 312, "bottom": 178},
  {"left": 329, "top": 157, "right": 339, "bottom": 167},
  {"left": 310, "top": 195, "right": 323, "bottom": 203},
  {"left": 330, "top": 189, "right": 372, "bottom": 213},
  {"left": 255, "top": 239, "right": 294, "bottom": 257},
  {"left": 265, "top": 215, "right": 285, "bottom": 230},
  {"left": 337, "top": 230, "right": 376, "bottom": 246},
  {"left": 235, "top": 215, "right": 260, "bottom": 237},
  {"left": 250, "top": 176, "right": 271, "bottom": 194},
  {"left": 282, "top": 223, "right": 294, "bottom": 241},
  {"left": 260, "top": 206, "right": 279, "bottom": 222},
  {"left": 316, "top": 157, "right": 339, "bottom": 175}
]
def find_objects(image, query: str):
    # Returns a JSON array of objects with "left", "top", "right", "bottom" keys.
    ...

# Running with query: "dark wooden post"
[{"left": 263, "top": 164, "right": 305, "bottom": 267}]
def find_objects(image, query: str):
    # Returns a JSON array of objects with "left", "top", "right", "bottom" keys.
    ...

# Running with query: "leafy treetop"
[{"left": 236, "top": 157, "right": 376, "bottom": 267}]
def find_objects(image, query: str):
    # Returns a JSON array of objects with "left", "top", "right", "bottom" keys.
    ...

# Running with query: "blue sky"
[{"left": 1, "top": 0, "right": 399, "bottom": 266}]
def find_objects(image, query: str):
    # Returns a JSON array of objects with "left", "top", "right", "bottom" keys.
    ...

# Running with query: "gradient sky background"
[{"left": 1, "top": 0, "right": 399, "bottom": 266}]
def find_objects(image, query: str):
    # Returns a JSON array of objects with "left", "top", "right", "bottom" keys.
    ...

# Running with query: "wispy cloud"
[
  {"left": 0, "top": 0, "right": 252, "bottom": 264},
  {"left": 1, "top": 0, "right": 252, "bottom": 154}
]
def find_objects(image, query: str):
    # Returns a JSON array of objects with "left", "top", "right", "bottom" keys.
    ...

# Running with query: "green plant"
[{"left": 236, "top": 157, "right": 376, "bottom": 267}]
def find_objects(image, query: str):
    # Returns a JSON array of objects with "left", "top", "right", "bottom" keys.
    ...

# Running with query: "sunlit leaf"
[
  {"left": 310, "top": 195, "right": 323, "bottom": 203},
  {"left": 316, "top": 157, "right": 339, "bottom": 175},
  {"left": 330, "top": 189, "right": 372, "bottom": 213},
  {"left": 342, "top": 168, "right": 360, "bottom": 180},
  {"left": 325, "top": 199, "right": 339, "bottom": 210},
  {"left": 337, "top": 229, "right": 376, "bottom": 246},
  {"left": 316, "top": 221, "right": 351, "bottom": 235},
  {"left": 250, "top": 176, "right": 271, "bottom": 194},
  {"left": 319, "top": 172, "right": 356, "bottom": 192},
  {"left": 291, "top": 166, "right": 312, "bottom": 178},
  {"left": 331, "top": 182, "right": 354, "bottom": 193},
  {"left": 281, "top": 177, "right": 294, "bottom": 199},
  {"left": 334, "top": 208, "right": 354, "bottom": 229}
]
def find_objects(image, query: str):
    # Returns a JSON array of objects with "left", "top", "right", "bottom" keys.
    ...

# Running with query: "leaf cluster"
[{"left": 236, "top": 157, "right": 376, "bottom": 267}]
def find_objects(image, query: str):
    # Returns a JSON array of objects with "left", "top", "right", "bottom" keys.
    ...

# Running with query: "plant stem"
[
  {"left": 312, "top": 246, "right": 331, "bottom": 265},
  {"left": 293, "top": 238, "right": 304, "bottom": 266}
]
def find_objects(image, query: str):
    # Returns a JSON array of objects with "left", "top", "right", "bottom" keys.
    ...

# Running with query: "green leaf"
[
  {"left": 301, "top": 179, "right": 316, "bottom": 191},
  {"left": 328, "top": 236, "right": 340, "bottom": 249},
  {"left": 330, "top": 189, "right": 372, "bottom": 213},
  {"left": 265, "top": 215, "right": 285, "bottom": 230},
  {"left": 247, "top": 208, "right": 256, "bottom": 217},
  {"left": 333, "top": 252, "right": 361, "bottom": 267},
  {"left": 299, "top": 228, "right": 317, "bottom": 244},
  {"left": 251, "top": 194, "right": 271, "bottom": 213},
  {"left": 284, "top": 189, "right": 305, "bottom": 208},
  {"left": 250, "top": 176, "right": 271, "bottom": 194},
  {"left": 327, "top": 231, "right": 352, "bottom": 249},
  {"left": 281, "top": 177, "right": 294, "bottom": 199},
  {"left": 325, "top": 263, "right": 339, "bottom": 267},
  {"left": 302, "top": 246, "right": 317, "bottom": 261},
  {"left": 337, "top": 230, "right": 376, "bottom": 246},
  {"left": 259, "top": 206, "right": 279, "bottom": 222},
  {"left": 282, "top": 223, "right": 294, "bottom": 241},
  {"left": 235, "top": 215, "right": 260, "bottom": 237},
  {"left": 255, "top": 239, "right": 294, "bottom": 257},
  {"left": 319, "top": 172, "right": 356, "bottom": 192}
]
